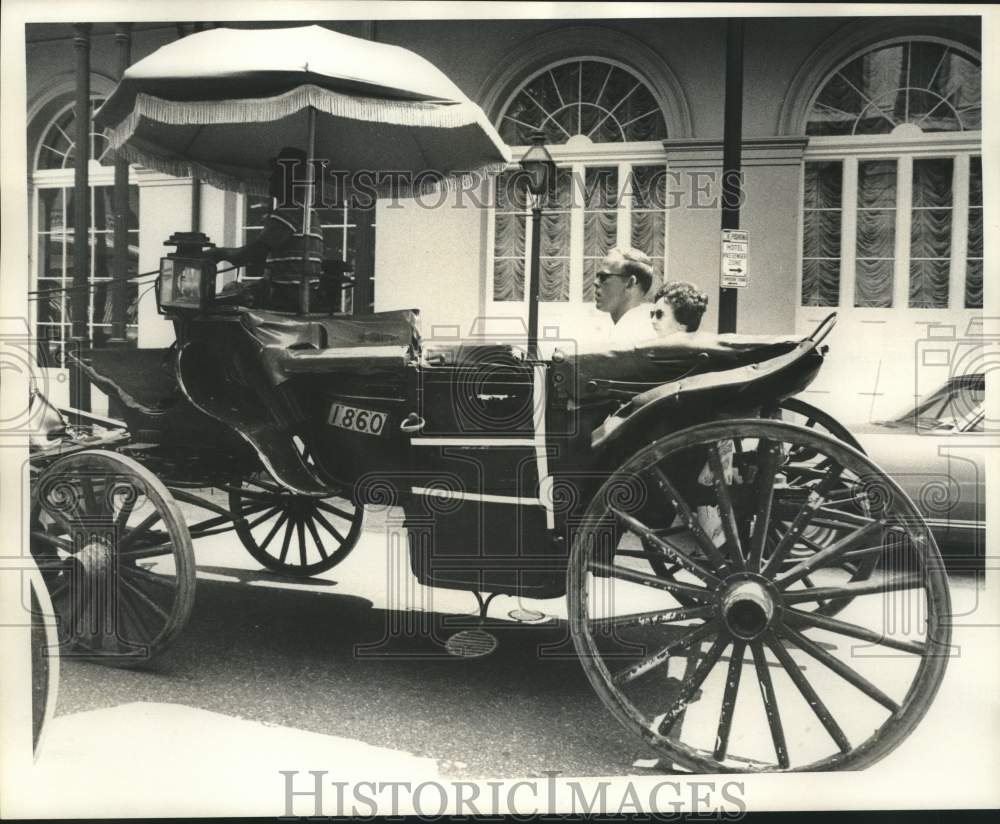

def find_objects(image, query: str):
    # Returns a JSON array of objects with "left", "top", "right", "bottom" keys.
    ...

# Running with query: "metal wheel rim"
[
  {"left": 30, "top": 450, "right": 195, "bottom": 667},
  {"left": 229, "top": 476, "right": 364, "bottom": 577},
  {"left": 29, "top": 566, "right": 59, "bottom": 759},
  {"left": 567, "top": 419, "right": 951, "bottom": 773}
]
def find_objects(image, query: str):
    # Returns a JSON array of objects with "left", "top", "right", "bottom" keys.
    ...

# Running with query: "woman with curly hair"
[{"left": 650, "top": 280, "right": 709, "bottom": 335}]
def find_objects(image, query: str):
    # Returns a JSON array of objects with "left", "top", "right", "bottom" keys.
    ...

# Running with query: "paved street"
[{"left": 30, "top": 501, "right": 1000, "bottom": 815}]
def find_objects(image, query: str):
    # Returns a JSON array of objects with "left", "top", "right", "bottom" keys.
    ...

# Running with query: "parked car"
[{"left": 852, "top": 374, "right": 986, "bottom": 559}]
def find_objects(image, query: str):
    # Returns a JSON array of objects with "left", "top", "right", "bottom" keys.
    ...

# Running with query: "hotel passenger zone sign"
[{"left": 720, "top": 229, "right": 749, "bottom": 288}]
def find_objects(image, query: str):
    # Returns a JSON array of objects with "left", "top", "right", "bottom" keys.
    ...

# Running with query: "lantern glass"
[{"left": 519, "top": 130, "right": 555, "bottom": 197}]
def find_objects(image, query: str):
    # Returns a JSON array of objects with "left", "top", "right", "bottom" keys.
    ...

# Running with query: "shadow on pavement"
[{"left": 53, "top": 575, "right": 654, "bottom": 778}]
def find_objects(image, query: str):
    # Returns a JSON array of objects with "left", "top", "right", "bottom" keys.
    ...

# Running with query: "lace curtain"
[
  {"left": 854, "top": 160, "right": 896, "bottom": 307},
  {"left": 801, "top": 161, "right": 842, "bottom": 306},
  {"left": 630, "top": 165, "right": 666, "bottom": 288},
  {"left": 538, "top": 169, "right": 572, "bottom": 301},
  {"left": 582, "top": 167, "right": 618, "bottom": 301},
  {"left": 909, "top": 158, "right": 953, "bottom": 308},
  {"left": 492, "top": 163, "right": 667, "bottom": 305},
  {"left": 492, "top": 169, "right": 574, "bottom": 302},
  {"left": 492, "top": 172, "right": 526, "bottom": 300},
  {"left": 966, "top": 157, "right": 983, "bottom": 309}
]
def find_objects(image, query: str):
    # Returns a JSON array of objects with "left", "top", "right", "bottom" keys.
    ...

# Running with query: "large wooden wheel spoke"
[
  {"left": 567, "top": 418, "right": 951, "bottom": 773},
  {"left": 654, "top": 634, "right": 730, "bottom": 737},
  {"left": 610, "top": 507, "right": 720, "bottom": 585},
  {"left": 713, "top": 640, "right": 746, "bottom": 761},
  {"left": 589, "top": 560, "right": 718, "bottom": 604},
  {"left": 706, "top": 444, "right": 746, "bottom": 572},
  {"left": 779, "top": 625, "right": 900, "bottom": 713},
  {"left": 228, "top": 476, "right": 364, "bottom": 577},
  {"left": 750, "top": 641, "right": 789, "bottom": 768},
  {"left": 29, "top": 450, "right": 195, "bottom": 668},
  {"left": 611, "top": 620, "right": 720, "bottom": 686}
]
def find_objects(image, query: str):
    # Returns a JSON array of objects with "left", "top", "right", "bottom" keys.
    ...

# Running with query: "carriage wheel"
[
  {"left": 776, "top": 397, "right": 866, "bottom": 454},
  {"left": 773, "top": 398, "right": 878, "bottom": 605},
  {"left": 30, "top": 565, "right": 59, "bottom": 758},
  {"left": 568, "top": 419, "right": 951, "bottom": 772},
  {"left": 645, "top": 405, "right": 875, "bottom": 616},
  {"left": 228, "top": 476, "right": 363, "bottom": 577},
  {"left": 30, "top": 450, "right": 195, "bottom": 668}
]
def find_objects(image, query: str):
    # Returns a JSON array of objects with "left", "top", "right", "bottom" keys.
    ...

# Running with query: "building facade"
[{"left": 25, "top": 15, "right": 983, "bottom": 421}]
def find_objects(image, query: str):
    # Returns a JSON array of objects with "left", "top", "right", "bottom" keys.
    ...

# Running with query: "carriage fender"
[{"left": 590, "top": 343, "right": 824, "bottom": 456}]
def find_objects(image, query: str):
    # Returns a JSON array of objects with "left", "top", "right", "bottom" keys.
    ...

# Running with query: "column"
[
  {"left": 110, "top": 23, "right": 132, "bottom": 344},
  {"left": 70, "top": 23, "right": 92, "bottom": 411}
]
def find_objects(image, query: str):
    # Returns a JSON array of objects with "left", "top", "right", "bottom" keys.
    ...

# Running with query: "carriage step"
[
  {"left": 508, "top": 608, "right": 547, "bottom": 624},
  {"left": 445, "top": 628, "right": 498, "bottom": 658}
]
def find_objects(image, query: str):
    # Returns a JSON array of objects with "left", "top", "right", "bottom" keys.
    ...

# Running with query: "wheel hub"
[
  {"left": 720, "top": 578, "right": 776, "bottom": 640},
  {"left": 75, "top": 538, "right": 114, "bottom": 578},
  {"left": 285, "top": 496, "right": 315, "bottom": 517}
]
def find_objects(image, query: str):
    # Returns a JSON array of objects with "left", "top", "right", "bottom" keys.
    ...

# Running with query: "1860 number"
[{"left": 328, "top": 403, "right": 386, "bottom": 436}]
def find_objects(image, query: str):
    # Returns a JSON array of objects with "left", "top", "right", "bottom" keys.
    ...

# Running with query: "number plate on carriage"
[{"left": 327, "top": 403, "right": 387, "bottom": 436}]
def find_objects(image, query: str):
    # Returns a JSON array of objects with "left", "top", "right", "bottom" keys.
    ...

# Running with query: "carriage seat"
[
  {"left": 551, "top": 331, "right": 805, "bottom": 403},
  {"left": 73, "top": 347, "right": 180, "bottom": 415},
  {"left": 591, "top": 336, "right": 825, "bottom": 449},
  {"left": 239, "top": 307, "right": 420, "bottom": 351},
  {"left": 237, "top": 307, "right": 420, "bottom": 384},
  {"left": 69, "top": 346, "right": 241, "bottom": 450}
]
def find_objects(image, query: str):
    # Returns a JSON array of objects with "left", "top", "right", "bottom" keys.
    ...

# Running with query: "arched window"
[
  {"left": 498, "top": 59, "right": 668, "bottom": 146},
  {"left": 806, "top": 41, "right": 980, "bottom": 136},
  {"left": 35, "top": 98, "right": 114, "bottom": 169},
  {"left": 799, "top": 38, "right": 982, "bottom": 311},
  {"left": 32, "top": 96, "right": 140, "bottom": 367},
  {"left": 490, "top": 57, "right": 670, "bottom": 321}
]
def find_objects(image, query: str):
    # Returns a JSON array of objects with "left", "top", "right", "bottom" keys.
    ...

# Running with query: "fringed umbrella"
[
  {"left": 94, "top": 25, "right": 511, "bottom": 197},
  {"left": 95, "top": 25, "right": 510, "bottom": 312}
]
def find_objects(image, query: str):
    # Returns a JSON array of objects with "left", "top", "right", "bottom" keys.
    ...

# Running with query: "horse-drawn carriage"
[
  {"left": 28, "top": 24, "right": 950, "bottom": 774},
  {"left": 29, "top": 286, "right": 951, "bottom": 772}
]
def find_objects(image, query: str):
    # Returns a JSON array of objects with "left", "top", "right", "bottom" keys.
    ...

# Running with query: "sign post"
[
  {"left": 718, "top": 18, "right": 744, "bottom": 333},
  {"left": 720, "top": 229, "right": 749, "bottom": 289}
]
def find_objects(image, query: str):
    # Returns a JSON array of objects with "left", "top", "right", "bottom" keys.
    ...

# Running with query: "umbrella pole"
[{"left": 299, "top": 107, "right": 317, "bottom": 314}]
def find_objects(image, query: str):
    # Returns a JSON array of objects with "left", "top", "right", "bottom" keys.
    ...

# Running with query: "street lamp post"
[{"left": 519, "top": 130, "right": 556, "bottom": 358}]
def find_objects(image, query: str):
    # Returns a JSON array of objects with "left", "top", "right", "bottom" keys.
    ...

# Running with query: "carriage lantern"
[{"left": 157, "top": 231, "right": 218, "bottom": 313}]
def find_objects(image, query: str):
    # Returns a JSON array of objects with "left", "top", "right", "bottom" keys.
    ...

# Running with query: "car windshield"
[{"left": 884, "top": 374, "right": 985, "bottom": 430}]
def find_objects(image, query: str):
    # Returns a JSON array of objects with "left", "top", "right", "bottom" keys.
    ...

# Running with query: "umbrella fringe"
[
  {"left": 116, "top": 143, "right": 510, "bottom": 199},
  {"left": 107, "top": 84, "right": 507, "bottom": 149}
]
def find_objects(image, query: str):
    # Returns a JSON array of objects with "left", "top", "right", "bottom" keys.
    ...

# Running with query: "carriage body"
[{"left": 38, "top": 301, "right": 827, "bottom": 600}]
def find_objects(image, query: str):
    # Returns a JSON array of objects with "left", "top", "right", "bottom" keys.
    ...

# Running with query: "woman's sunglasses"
[{"left": 650, "top": 307, "right": 668, "bottom": 320}]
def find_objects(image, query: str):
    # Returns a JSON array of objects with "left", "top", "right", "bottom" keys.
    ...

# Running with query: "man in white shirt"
[{"left": 594, "top": 247, "right": 655, "bottom": 345}]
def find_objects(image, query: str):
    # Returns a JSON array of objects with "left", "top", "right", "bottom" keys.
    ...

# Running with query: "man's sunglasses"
[{"left": 595, "top": 270, "right": 629, "bottom": 285}]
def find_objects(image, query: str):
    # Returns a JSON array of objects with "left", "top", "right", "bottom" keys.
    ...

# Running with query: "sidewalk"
[{"left": 28, "top": 702, "right": 440, "bottom": 818}]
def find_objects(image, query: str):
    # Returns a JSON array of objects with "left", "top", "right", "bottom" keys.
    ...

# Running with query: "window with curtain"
[
  {"left": 491, "top": 58, "right": 669, "bottom": 311},
  {"left": 801, "top": 39, "right": 981, "bottom": 312},
  {"left": 855, "top": 160, "right": 896, "bottom": 308},
  {"left": 909, "top": 158, "right": 952, "bottom": 308},
  {"left": 802, "top": 161, "right": 843, "bottom": 306},
  {"left": 966, "top": 157, "right": 982, "bottom": 309},
  {"left": 33, "top": 98, "right": 140, "bottom": 367},
  {"left": 582, "top": 167, "right": 617, "bottom": 302}
]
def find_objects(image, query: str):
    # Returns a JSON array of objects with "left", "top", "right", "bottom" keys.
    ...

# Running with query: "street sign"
[{"left": 720, "top": 229, "right": 749, "bottom": 288}]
